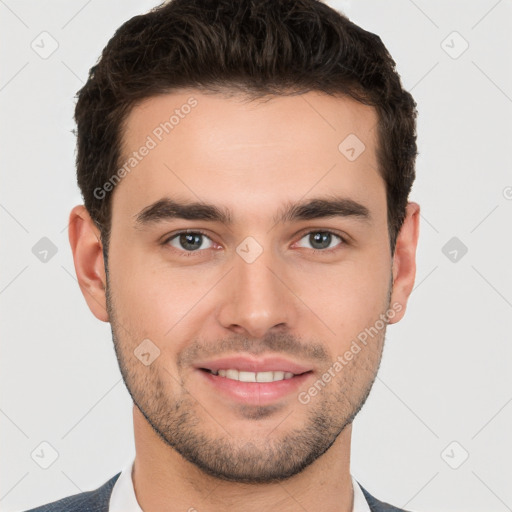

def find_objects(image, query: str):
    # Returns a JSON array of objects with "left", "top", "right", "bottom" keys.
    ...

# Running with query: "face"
[{"left": 72, "top": 89, "right": 418, "bottom": 484}]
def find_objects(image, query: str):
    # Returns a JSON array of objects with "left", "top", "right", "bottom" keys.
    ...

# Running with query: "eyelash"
[{"left": 162, "top": 229, "right": 348, "bottom": 257}]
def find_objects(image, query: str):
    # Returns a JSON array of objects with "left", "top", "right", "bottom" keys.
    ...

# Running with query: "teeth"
[
  {"left": 215, "top": 369, "right": 295, "bottom": 382},
  {"left": 239, "top": 371, "right": 256, "bottom": 382},
  {"left": 256, "top": 371, "right": 274, "bottom": 382},
  {"left": 226, "top": 369, "right": 239, "bottom": 380}
]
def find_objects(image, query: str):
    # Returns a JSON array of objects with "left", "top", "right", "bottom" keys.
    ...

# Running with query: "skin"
[{"left": 69, "top": 89, "right": 420, "bottom": 512}]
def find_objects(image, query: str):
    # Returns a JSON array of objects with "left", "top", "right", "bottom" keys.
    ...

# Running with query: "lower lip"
[{"left": 198, "top": 369, "right": 313, "bottom": 405}]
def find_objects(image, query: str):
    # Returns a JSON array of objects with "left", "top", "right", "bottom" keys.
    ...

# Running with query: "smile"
[{"left": 206, "top": 369, "right": 296, "bottom": 382}]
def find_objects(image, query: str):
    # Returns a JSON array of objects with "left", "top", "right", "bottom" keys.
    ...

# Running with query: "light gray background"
[{"left": 1, "top": 1, "right": 511, "bottom": 511}]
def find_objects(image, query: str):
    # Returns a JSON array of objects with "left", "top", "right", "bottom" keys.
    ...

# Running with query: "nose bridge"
[{"left": 216, "top": 239, "right": 295, "bottom": 337}]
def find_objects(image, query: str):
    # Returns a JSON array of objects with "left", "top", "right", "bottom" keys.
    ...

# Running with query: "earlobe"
[
  {"left": 68, "top": 205, "right": 109, "bottom": 322},
  {"left": 388, "top": 202, "right": 420, "bottom": 325}
]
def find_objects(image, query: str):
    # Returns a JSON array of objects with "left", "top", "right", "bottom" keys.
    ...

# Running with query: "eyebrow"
[{"left": 133, "top": 195, "right": 371, "bottom": 228}]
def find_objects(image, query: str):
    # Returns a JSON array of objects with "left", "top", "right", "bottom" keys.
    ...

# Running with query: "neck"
[{"left": 131, "top": 406, "right": 354, "bottom": 512}]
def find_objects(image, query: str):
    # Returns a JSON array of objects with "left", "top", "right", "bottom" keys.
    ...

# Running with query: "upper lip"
[{"left": 195, "top": 355, "right": 313, "bottom": 375}]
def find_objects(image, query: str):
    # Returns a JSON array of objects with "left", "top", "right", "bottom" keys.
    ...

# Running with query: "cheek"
[
  {"left": 293, "top": 250, "right": 391, "bottom": 344},
  {"left": 108, "top": 252, "right": 210, "bottom": 341}
]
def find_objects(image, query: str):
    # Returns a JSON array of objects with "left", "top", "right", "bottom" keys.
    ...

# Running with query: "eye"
[
  {"left": 165, "top": 230, "right": 214, "bottom": 253},
  {"left": 162, "top": 229, "right": 346, "bottom": 256},
  {"left": 295, "top": 230, "right": 345, "bottom": 252}
]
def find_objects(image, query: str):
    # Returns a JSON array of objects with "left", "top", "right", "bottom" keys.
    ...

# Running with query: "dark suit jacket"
[{"left": 25, "top": 473, "right": 412, "bottom": 511}]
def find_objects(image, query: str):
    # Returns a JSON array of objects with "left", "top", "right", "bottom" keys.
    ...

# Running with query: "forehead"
[{"left": 112, "top": 89, "right": 385, "bottom": 224}]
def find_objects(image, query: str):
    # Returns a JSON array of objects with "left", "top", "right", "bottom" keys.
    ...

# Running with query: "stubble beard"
[{"left": 105, "top": 271, "right": 390, "bottom": 484}]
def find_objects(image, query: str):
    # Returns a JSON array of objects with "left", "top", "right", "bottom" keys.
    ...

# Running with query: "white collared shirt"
[{"left": 109, "top": 458, "right": 371, "bottom": 511}]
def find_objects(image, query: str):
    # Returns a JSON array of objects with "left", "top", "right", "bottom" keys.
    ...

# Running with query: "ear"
[
  {"left": 68, "top": 205, "right": 109, "bottom": 322},
  {"left": 388, "top": 202, "right": 420, "bottom": 324}
]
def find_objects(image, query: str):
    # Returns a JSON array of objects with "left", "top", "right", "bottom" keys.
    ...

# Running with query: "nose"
[{"left": 216, "top": 244, "right": 299, "bottom": 339}]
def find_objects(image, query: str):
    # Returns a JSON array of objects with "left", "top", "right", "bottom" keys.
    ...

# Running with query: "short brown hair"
[{"left": 74, "top": 0, "right": 418, "bottom": 257}]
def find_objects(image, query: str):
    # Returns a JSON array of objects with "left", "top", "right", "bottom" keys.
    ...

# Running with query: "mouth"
[
  {"left": 195, "top": 355, "right": 314, "bottom": 405},
  {"left": 200, "top": 367, "right": 309, "bottom": 382}
]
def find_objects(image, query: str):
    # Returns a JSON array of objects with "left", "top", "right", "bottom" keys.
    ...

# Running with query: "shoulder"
[
  {"left": 357, "top": 482, "right": 413, "bottom": 512},
  {"left": 23, "top": 472, "right": 121, "bottom": 512}
]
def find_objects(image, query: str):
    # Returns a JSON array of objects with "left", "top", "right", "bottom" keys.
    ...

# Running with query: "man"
[{"left": 27, "top": 0, "right": 420, "bottom": 510}]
